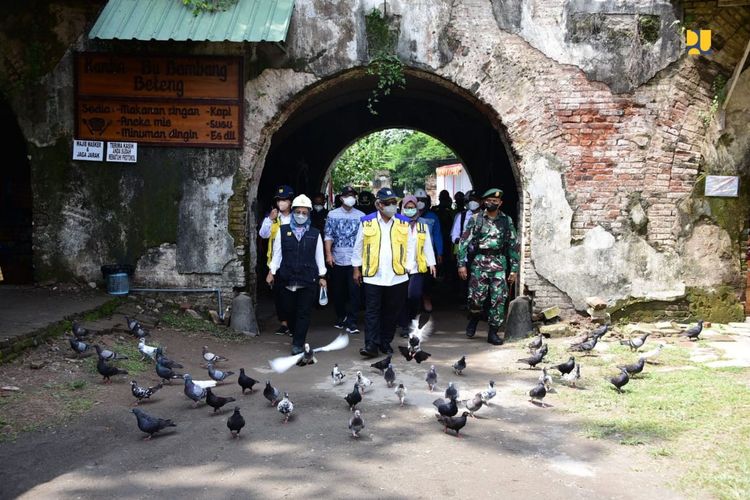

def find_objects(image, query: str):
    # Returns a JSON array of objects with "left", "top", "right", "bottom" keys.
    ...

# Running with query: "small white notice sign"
[
  {"left": 106, "top": 142, "right": 138, "bottom": 163},
  {"left": 704, "top": 175, "right": 739, "bottom": 197},
  {"left": 72, "top": 140, "right": 104, "bottom": 161}
]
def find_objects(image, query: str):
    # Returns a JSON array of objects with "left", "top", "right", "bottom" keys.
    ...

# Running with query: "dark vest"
[{"left": 277, "top": 224, "right": 320, "bottom": 287}]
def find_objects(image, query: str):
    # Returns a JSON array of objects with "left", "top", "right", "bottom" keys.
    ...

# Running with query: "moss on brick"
[
  {"left": 693, "top": 173, "right": 749, "bottom": 244},
  {"left": 638, "top": 15, "right": 661, "bottom": 45},
  {"left": 609, "top": 297, "right": 691, "bottom": 323},
  {"left": 685, "top": 286, "right": 745, "bottom": 324}
]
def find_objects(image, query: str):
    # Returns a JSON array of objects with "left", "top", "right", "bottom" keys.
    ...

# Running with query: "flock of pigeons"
[{"left": 64, "top": 313, "right": 706, "bottom": 440}]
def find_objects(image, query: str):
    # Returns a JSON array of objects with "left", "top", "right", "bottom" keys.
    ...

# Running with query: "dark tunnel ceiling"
[{"left": 259, "top": 72, "right": 519, "bottom": 219}]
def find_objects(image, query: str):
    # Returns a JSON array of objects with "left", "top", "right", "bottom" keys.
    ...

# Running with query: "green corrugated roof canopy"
[{"left": 89, "top": 0, "right": 295, "bottom": 42}]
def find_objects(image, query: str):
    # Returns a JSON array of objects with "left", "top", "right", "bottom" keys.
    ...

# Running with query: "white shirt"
[
  {"left": 269, "top": 228, "right": 327, "bottom": 278},
  {"left": 351, "top": 213, "right": 415, "bottom": 286},
  {"left": 259, "top": 212, "right": 291, "bottom": 239},
  {"left": 451, "top": 209, "right": 478, "bottom": 243},
  {"left": 408, "top": 220, "right": 436, "bottom": 274}
]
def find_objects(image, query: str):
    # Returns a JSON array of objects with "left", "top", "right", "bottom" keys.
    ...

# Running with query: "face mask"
[
  {"left": 342, "top": 196, "right": 356, "bottom": 207},
  {"left": 277, "top": 200, "right": 290, "bottom": 211},
  {"left": 381, "top": 204, "right": 398, "bottom": 217},
  {"left": 293, "top": 213, "right": 309, "bottom": 225},
  {"left": 417, "top": 201, "right": 426, "bottom": 210},
  {"left": 314, "top": 204, "right": 324, "bottom": 212},
  {"left": 403, "top": 207, "right": 418, "bottom": 218},
  {"left": 484, "top": 203, "right": 499, "bottom": 212},
  {"left": 468, "top": 201, "right": 480, "bottom": 211}
]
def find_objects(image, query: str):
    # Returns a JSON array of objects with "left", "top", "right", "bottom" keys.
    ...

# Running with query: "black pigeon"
[
  {"left": 155, "top": 360, "right": 183, "bottom": 383},
  {"left": 206, "top": 387, "right": 236, "bottom": 413},
  {"left": 97, "top": 357, "right": 128, "bottom": 383},
  {"left": 549, "top": 356, "right": 576, "bottom": 376},
  {"left": 370, "top": 355, "right": 392, "bottom": 374},
  {"left": 398, "top": 345, "right": 431, "bottom": 364},
  {"left": 69, "top": 337, "right": 90, "bottom": 356},
  {"left": 227, "top": 407, "right": 245, "bottom": 438},
  {"left": 568, "top": 334, "right": 600, "bottom": 354},
  {"left": 445, "top": 382, "right": 458, "bottom": 400},
  {"left": 680, "top": 320, "right": 704, "bottom": 341},
  {"left": 384, "top": 364, "right": 396, "bottom": 388},
  {"left": 94, "top": 344, "right": 128, "bottom": 361},
  {"left": 517, "top": 349, "right": 546, "bottom": 369},
  {"left": 433, "top": 396, "right": 458, "bottom": 418},
  {"left": 130, "top": 380, "right": 163, "bottom": 405},
  {"left": 592, "top": 323, "right": 609, "bottom": 337},
  {"left": 131, "top": 408, "right": 175, "bottom": 440},
  {"left": 436, "top": 411, "right": 470, "bottom": 437},
  {"left": 620, "top": 332, "right": 650, "bottom": 351},
  {"left": 238, "top": 368, "right": 258, "bottom": 394},
  {"left": 296, "top": 343, "right": 317, "bottom": 367},
  {"left": 527, "top": 333, "right": 543, "bottom": 351},
  {"left": 618, "top": 357, "right": 645, "bottom": 377},
  {"left": 452, "top": 356, "right": 467, "bottom": 375},
  {"left": 528, "top": 381, "right": 547, "bottom": 406},
  {"left": 609, "top": 367, "right": 630, "bottom": 393},
  {"left": 131, "top": 324, "right": 149, "bottom": 338},
  {"left": 207, "top": 363, "right": 235, "bottom": 383},
  {"left": 71, "top": 321, "right": 90, "bottom": 339},
  {"left": 263, "top": 380, "right": 280, "bottom": 406},
  {"left": 345, "top": 382, "right": 362, "bottom": 411},
  {"left": 155, "top": 348, "right": 183, "bottom": 369}
]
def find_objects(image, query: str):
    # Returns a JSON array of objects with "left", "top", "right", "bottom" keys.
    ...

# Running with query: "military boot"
[
  {"left": 465, "top": 318, "right": 480, "bottom": 338},
  {"left": 487, "top": 325, "right": 504, "bottom": 345}
]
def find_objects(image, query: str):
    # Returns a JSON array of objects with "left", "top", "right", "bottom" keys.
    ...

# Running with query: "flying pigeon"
[
  {"left": 155, "top": 360, "right": 183, "bottom": 384},
  {"left": 131, "top": 408, "right": 175, "bottom": 440},
  {"left": 398, "top": 317, "right": 433, "bottom": 363},
  {"left": 425, "top": 365, "right": 438, "bottom": 392},
  {"left": 207, "top": 363, "right": 235, "bottom": 383},
  {"left": 561, "top": 364, "right": 581, "bottom": 387},
  {"left": 517, "top": 349, "right": 546, "bottom": 369},
  {"left": 528, "top": 381, "right": 548, "bottom": 406},
  {"left": 394, "top": 383, "right": 407, "bottom": 406},
  {"left": 155, "top": 348, "right": 183, "bottom": 369},
  {"left": 268, "top": 334, "right": 349, "bottom": 373},
  {"left": 642, "top": 343, "right": 665, "bottom": 364},
  {"left": 138, "top": 338, "right": 158, "bottom": 361},
  {"left": 620, "top": 332, "right": 650, "bottom": 352},
  {"left": 538, "top": 367, "right": 553, "bottom": 391},
  {"left": 183, "top": 374, "right": 211, "bottom": 407},
  {"left": 130, "top": 380, "right": 163, "bottom": 405},
  {"left": 452, "top": 356, "right": 467, "bottom": 375},
  {"left": 71, "top": 321, "right": 90, "bottom": 339},
  {"left": 296, "top": 343, "right": 318, "bottom": 367},
  {"left": 480, "top": 380, "right": 497, "bottom": 405},
  {"left": 277, "top": 392, "right": 294, "bottom": 423},
  {"left": 436, "top": 411, "right": 470, "bottom": 437},
  {"left": 238, "top": 368, "right": 258, "bottom": 394},
  {"left": 97, "top": 357, "right": 128, "bottom": 383},
  {"left": 549, "top": 356, "right": 576, "bottom": 376},
  {"left": 263, "top": 380, "right": 281, "bottom": 406},
  {"left": 384, "top": 364, "right": 396, "bottom": 388},
  {"left": 618, "top": 357, "right": 646, "bottom": 377},
  {"left": 348, "top": 409, "right": 365, "bottom": 437},
  {"left": 94, "top": 344, "right": 128, "bottom": 362},
  {"left": 445, "top": 382, "right": 458, "bottom": 400},
  {"left": 68, "top": 338, "right": 90, "bottom": 356},
  {"left": 227, "top": 407, "right": 245, "bottom": 438},
  {"left": 345, "top": 383, "right": 362, "bottom": 411},
  {"left": 609, "top": 367, "right": 630, "bottom": 393},
  {"left": 527, "top": 333, "right": 544, "bottom": 352},
  {"left": 203, "top": 345, "right": 228, "bottom": 365},
  {"left": 331, "top": 364, "right": 345, "bottom": 385},
  {"left": 356, "top": 371, "right": 373, "bottom": 393},
  {"left": 464, "top": 393, "right": 484, "bottom": 416},
  {"left": 433, "top": 396, "right": 459, "bottom": 418},
  {"left": 370, "top": 355, "right": 392, "bottom": 374},
  {"left": 680, "top": 320, "right": 704, "bottom": 341},
  {"left": 397, "top": 345, "right": 432, "bottom": 363},
  {"left": 206, "top": 387, "right": 236, "bottom": 413}
]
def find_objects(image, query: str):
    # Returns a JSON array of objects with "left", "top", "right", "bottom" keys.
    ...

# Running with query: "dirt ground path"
[{"left": 0, "top": 306, "right": 690, "bottom": 499}]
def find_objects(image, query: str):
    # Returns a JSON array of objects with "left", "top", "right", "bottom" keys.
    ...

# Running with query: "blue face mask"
[
  {"left": 293, "top": 214, "right": 309, "bottom": 225},
  {"left": 403, "top": 208, "right": 418, "bottom": 218}
]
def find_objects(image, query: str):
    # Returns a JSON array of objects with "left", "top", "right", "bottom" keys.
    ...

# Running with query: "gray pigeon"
[
  {"left": 465, "top": 392, "right": 484, "bottom": 416},
  {"left": 207, "top": 363, "right": 235, "bottom": 383},
  {"left": 131, "top": 408, "right": 175, "bottom": 440},
  {"left": 620, "top": 332, "right": 650, "bottom": 352},
  {"left": 183, "top": 374, "right": 207, "bottom": 407},
  {"left": 425, "top": 365, "right": 438, "bottom": 392},
  {"left": 348, "top": 409, "right": 365, "bottom": 437},
  {"left": 529, "top": 381, "right": 548, "bottom": 406},
  {"left": 69, "top": 337, "right": 90, "bottom": 356},
  {"left": 445, "top": 382, "right": 458, "bottom": 400},
  {"left": 263, "top": 380, "right": 280, "bottom": 406},
  {"left": 452, "top": 356, "right": 466, "bottom": 375},
  {"left": 680, "top": 320, "right": 704, "bottom": 341},
  {"left": 95, "top": 344, "right": 128, "bottom": 361},
  {"left": 384, "top": 364, "right": 396, "bottom": 388},
  {"left": 71, "top": 321, "right": 90, "bottom": 339},
  {"left": 156, "top": 360, "right": 183, "bottom": 384}
]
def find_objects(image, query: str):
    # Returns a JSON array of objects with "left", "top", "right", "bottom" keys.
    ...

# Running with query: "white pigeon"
[
  {"left": 268, "top": 335, "right": 349, "bottom": 374},
  {"left": 331, "top": 363, "right": 345, "bottom": 385},
  {"left": 138, "top": 338, "right": 157, "bottom": 361},
  {"left": 356, "top": 371, "right": 372, "bottom": 393},
  {"left": 480, "top": 380, "right": 496, "bottom": 405},
  {"left": 561, "top": 364, "right": 581, "bottom": 387},
  {"left": 539, "top": 367, "right": 553, "bottom": 391},
  {"left": 394, "top": 383, "right": 407, "bottom": 406},
  {"left": 277, "top": 392, "right": 294, "bottom": 423},
  {"left": 641, "top": 343, "right": 665, "bottom": 364}
]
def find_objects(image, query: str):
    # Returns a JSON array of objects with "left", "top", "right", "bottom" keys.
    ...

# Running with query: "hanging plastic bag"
[{"left": 319, "top": 284, "right": 328, "bottom": 306}]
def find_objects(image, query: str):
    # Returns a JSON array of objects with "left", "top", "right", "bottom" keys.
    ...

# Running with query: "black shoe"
[
  {"left": 359, "top": 347, "right": 378, "bottom": 358},
  {"left": 399, "top": 326, "right": 410, "bottom": 338},
  {"left": 487, "top": 326, "right": 504, "bottom": 346},
  {"left": 465, "top": 318, "right": 479, "bottom": 338},
  {"left": 291, "top": 345, "right": 304, "bottom": 355},
  {"left": 346, "top": 325, "right": 360, "bottom": 335},
  {"left": 380, "top": 345, "right": 394, "bottom": 355},
  {"left": 275, "top": 325, "right": 290, "bottom": 336}
]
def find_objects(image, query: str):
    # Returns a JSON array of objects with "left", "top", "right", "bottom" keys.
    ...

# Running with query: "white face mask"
[
  {"left": 381, "top": 205, "right": 398, "bottom": 217},
  {"left": 342, "top": 196, "right": 356, "bottom": 207},
  {"left": 313, "top": 204, "right": 324, "bottom": 212},
  {"left": 417, "top": 201, "right": 426, "bottom": 210},
  {"left": 277, "top": 200, "right": 291, "bottom": 211},
  {"left": 293, "top": 213, "right": 309, "bottom": 225},
  {"left": 468, "top": 201, "right": 480, "bottom": 211}
]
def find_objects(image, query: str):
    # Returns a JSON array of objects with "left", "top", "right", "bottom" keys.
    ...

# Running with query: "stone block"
[
  {"left": 585, "top": 296, "right": 607, "bottom": 310},
  {"left": 505, "top": 296, "right": 533, "bottom": 340},
  {"left": 229, "top": 292, "right": 259, "bottom": 337},
  {"left": 539, "top": 324, "right": 572, "bottom": 338},
  {"left": 541, "top": 306, "right": 561, "bottom": 320}
]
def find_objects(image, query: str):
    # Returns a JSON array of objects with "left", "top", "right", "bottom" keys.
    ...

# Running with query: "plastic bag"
[{"left": 319, "top": 285, "right": 328, "bottom": 306}]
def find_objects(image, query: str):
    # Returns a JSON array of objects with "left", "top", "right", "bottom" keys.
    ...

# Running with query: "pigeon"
[
  {"left": 125, "top": 316, "right": 141, "bottom": 332},
  {"left": 68, "top": 338, "right": 90, "bottom": 356},
  {"left": 517, "top": 349, "right": 546, "bottom": 369},
  {"left": 436, "top": 411, "right": 470, "bottom": 437},
  {"left": 268, "top": 334, "right": 349, "bottom": 373},
  {"left": 263, "top": 380, "right": 280, "bottom": 406},
  {"left": 206, "top": 387, "right": 236, "bottom": 413},
  {"left": 538, "top": 367, "right": 553, "bottom": 391},
  {"left": 642, "top": 343, "right": 665, "bottom": 364},
  {"left": 592, "top": 323, "right": 610, "bottom": 337},
  {"left": 528, "top": 381, "right": 547, "bottom": 406},
  {"left": 155, "top": 360, "right": 183, "bottom": 384},
  {"left": 527, "top": 333, "right": 544, "bottom": 352},
  {"left": 680, "top": 320, "right": 704, "bottom": 341},
  {"left": 384, "top": 364, "right": 396, "bottom": 388},
  {"left": 371, "top": 355, "right": 392, "bottom": 374},
  {"left": 620, "top": 332, "right": 650, "bottom": 352},
  {"left": 348, "top": 409, "right": 365, "bottom": 437},
  {"left": 227, "top": 407, "right": 245, "bottom": 438},
  {"left": 609, "top": 367, "right": 630, "bottom": 393},
  {"left": 97, "top": 357, "right": 128, "bottom": 383},
  {"left": 130, "top": 380, "right": 163, "bottom": 405},
  {"left": 535, "top": 343, "right": 549, "bottom": 357},
  {"left": 207, "top": 363, "right": 235, "bottom": 383},
  {"left": 445, "top": 382, "right": 458, "bottom": 400},
  {"left": 138, "top": 338, "right": 158, "bottom": 361},
  {"left": 549, "top": 356, "right": 576, "bottom": 376},
  {"left": 183, "top": 374, "right": 208, "bottom": 407},
  {"left": 345, "top": 383, "right": 362, "bottom": 411},
  {"left": 433, "top": 396, "right": 459, "bottom": 418},
  {"left": 398, "top": 317, "right": 433, "bottom": 363},
  {"left": 331, "top": 363, "right": 345, "bottom": 385},
  {"left": 94, "top": 344, "right": 128, "bottom": 361},
  {"left": 394, "top": 383, "right": 407, "bottom": 406},
  {"left": 71, "top": 321, "right": 90, "bottom": 339},
  {"left": 452, "top": 356, "right": 467, "bottom": 375},
  {"left": 203, "top": 345, "right": 228, "bottom": 365},
  {"left": 397, "top": 345, "right": 432, "bottom": 363},
  {"left": 561, "top": 364, "right": 581, "bottom": 387},
  {"left": 618, "top": 357, "right": 646, "bottom": 377},
  {"left": 131, "top": 408, "right": 175, "bottom": 440},
  {"left": 277, "top": 392, "right": 294, "bottom": 423},
  {"left": 568, "top": 334, "right": 600, "bottom": 354},
  {"left": 238, "top": 368, "right": 258, "bottom": 394},
  {"left": 155, "top": 348, "right": 183, "bottom": 369},
  {"left": 425, "top": 365, "right": 438, "bottom": 392},
  {"left": 356, "top": 371, "right": 372, "bottom": 393},
  {"left": 464, "top": 393, "right": 484, "bottom": 416},
  {"left": 480, "top": 380, "right": 497, "bottom": 405},
  {"left": 131, "top": 323, "right": 149, "bottom": 338}
]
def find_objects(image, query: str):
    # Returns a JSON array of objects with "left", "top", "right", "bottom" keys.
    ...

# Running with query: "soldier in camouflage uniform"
[{"left": 456, "top": 188, "right": 520, "bottom": 345}]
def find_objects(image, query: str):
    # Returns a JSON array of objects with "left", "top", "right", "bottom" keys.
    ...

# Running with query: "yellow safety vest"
[
  {"left": 362, "top": 216, "right": 410, "bottom": 277},
  {"left": 266, "top": 218, "right": 281, "bottom": 266},
  {"left": 415, "top": 222, "right": 428, "bottom": 274}
]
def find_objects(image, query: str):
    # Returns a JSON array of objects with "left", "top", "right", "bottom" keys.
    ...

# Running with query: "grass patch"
[
  {"left": 161, "top": 311, "right": 245, "bottom": 341},
  {"left": 84, "top": 339, "right": 148, "bottom": 377}
]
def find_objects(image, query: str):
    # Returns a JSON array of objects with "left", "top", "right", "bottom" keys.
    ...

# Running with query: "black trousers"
[
  {"left": 280, "top": 286, "right": 315, "bottom": 349},
  {"left": 274, "top": 282, "right": 287, "bottom": 323},
  {"left": 363, "top": 281, "right": 408, "bottom": 351},
  {"left": 330, "top": 264, "right": 360, "bottom": 326}
]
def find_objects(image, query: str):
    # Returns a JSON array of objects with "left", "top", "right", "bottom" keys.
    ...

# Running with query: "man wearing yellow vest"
[
  {"left": 260, "top": 184, "right": 294, "bottom": 336},
  {"left": 351, "top": 188, "right": 416, "bottom": 358}
]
